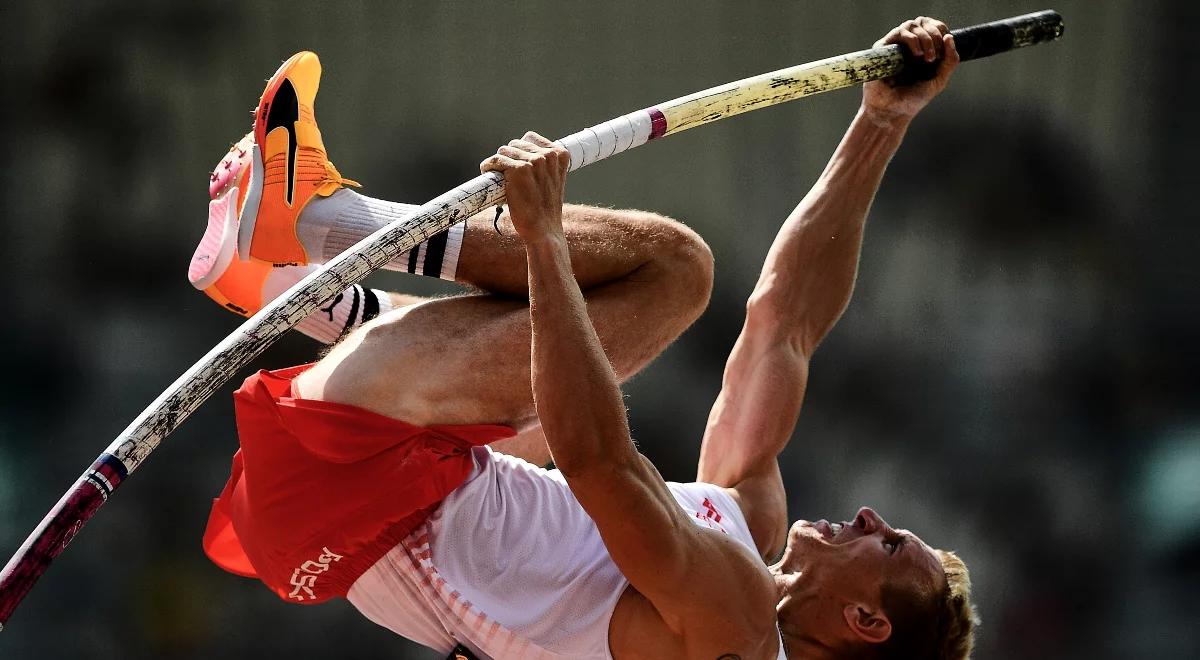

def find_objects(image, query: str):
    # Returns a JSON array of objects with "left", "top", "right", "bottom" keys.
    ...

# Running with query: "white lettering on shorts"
[{"left": 286, "top": 547, "right": 344, "bottom": 601}]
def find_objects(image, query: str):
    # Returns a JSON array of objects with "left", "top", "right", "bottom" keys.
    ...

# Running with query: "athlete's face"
[{"left": 770, "top": 506, "right": 945, "bottom": 645}]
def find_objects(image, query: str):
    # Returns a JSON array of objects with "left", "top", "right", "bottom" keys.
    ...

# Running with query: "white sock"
[
  {"left": 262, "top": 266, "right": 394, "bottom": 345},
  {"left": 297, "top": 189, "right": 466, "bottom": 280}
]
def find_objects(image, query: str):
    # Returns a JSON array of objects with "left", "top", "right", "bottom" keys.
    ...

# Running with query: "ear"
[{"left": 842, "top": 603, "right": 892, "bottom": 644}]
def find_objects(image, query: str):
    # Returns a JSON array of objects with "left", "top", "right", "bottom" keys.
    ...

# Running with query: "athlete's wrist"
[
  {"left": 521, "top": 230, "right": 569, "bottom": 262},
  {"left": 857, "top": 102, "right": 915, "bottom": 132}
]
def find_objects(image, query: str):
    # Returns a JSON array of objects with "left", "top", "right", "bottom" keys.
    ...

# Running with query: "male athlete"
[{"left": 193, "top": 17, "right": 978, "bottom": 660}]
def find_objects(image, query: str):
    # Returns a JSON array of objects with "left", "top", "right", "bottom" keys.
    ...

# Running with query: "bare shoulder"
[{"left": 610, "top": 525, "right": 780, "bottom": 659}]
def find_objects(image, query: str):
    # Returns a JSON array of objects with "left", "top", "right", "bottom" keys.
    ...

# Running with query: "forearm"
[
  {"left": 527, "top": 232, "right": 752, "bottom": 610},
  {"left": 700, "top": 107, "right": 911, "bottom": 486},
  {"left": 749, "top": 106, "right": 910, "bottom": 353},
  {"left": 701, "top": 19, "right": 957, "bottom": 557},
  {"left": 525, "top": 235, "right": 635, "bottom": 476}
]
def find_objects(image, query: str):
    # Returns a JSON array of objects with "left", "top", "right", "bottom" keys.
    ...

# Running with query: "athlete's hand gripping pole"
[{"left": 0, "top": 10, "right": 1063, "bottom": 629}]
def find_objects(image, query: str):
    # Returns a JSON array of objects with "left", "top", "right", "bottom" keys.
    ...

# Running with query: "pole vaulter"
[{"left": 0, "top": 10, "right": 1063, "bottom": 630}]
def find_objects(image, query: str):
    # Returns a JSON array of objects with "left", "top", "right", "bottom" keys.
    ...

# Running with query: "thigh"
[
  {"left": 296, "top": 293, "right": 533, "bottom": 427},
  {"left": 295, "top": 258, "right": 698, "bottom": 429}
]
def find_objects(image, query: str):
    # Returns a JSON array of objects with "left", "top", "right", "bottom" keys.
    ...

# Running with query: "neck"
[
  {"left": 776, "top": 586, "right": 852, "bottom": 660},
  {"left": 780, "top": 630, "right": 839, "bottom": 660}
]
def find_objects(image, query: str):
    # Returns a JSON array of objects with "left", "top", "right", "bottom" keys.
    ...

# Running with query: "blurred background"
[{"left": 2, "top": 0, "right": 1197, "bottom": 658}]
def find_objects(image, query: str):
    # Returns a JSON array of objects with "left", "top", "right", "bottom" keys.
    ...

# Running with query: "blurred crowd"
[{"left": 1, "top": 1, "right": 1196, "bottom": 658}]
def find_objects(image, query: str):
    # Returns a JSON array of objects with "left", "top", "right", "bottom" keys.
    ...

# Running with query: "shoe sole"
[
  {"left": 236, "top": 142, "right": 266, "bottom": 262},
  {"left": 189, "top": 184, "right": 241, "bottom": 289}
]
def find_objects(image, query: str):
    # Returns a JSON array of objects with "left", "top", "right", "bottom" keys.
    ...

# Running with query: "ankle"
[{"left": 301, "top": 189, "right": 465, "bottom": 280}]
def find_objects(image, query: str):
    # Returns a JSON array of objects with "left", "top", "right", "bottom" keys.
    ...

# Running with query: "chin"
[
  {"left": 780, "top": 521, "right": 821, "bottom": 564},
  {"left": 790, "top": 520, "right": 825, "bottom": 544}
]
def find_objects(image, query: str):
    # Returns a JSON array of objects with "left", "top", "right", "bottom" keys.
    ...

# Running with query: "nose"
[{"left": 855, "top": 506, "right": 891, "bottom": 535}]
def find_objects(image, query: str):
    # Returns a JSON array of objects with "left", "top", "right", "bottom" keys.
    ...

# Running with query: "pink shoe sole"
[{"left": 189, "top": 134, "right": 254, "bottom": 290}]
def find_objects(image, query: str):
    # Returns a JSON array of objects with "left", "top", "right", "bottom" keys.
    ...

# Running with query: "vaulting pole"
[{"left": 0, "top": 10, "right": 1063, "bottom": 629}]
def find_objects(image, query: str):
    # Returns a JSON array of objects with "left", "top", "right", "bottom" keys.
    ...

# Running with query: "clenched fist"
[
  {"left": 480, "top": 131, "right": 570, "bottom": 244},
  {"left": 863, "top": 16, "right": 960, "bottom": 123}
]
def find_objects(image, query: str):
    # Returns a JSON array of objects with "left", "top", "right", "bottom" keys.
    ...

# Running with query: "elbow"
[
  {"left": 744, "top": 288, "right": 825, "bottom": 358},
  {"left": 744, "top": 290, "right": 802, "bottom": 351},
  {"left": 744, "top": 288, "right": 787, "bottom": 336}
]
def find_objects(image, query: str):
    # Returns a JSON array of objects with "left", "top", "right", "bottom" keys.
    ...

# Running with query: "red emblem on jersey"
[{"left": 696, "top": 497, "right": 723, "bottom": 525}]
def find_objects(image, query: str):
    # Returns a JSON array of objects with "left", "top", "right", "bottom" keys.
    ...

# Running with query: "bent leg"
[
  {"left": 455, "top": 204, "right": 695, "bottom": 297},
  {"left": 295, "top": 208, "right": 713, "bottom": 433}
]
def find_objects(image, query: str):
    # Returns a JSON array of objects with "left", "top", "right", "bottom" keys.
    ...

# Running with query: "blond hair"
[
  {"left": 872, "top": 548, "right": 980, "bottom": 660},
  {"left": 933, "top": 549, "right": 980, "bottom": 659}
]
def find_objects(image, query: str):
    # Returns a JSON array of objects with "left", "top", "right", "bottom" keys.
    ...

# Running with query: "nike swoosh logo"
[{"left": 264, "top": 78, "right": 300, "bottom": 205}]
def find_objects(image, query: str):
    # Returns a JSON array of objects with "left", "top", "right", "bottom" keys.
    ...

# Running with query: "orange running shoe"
[
  {"left": 189, "top": 133, "right": 275, "bottom": 316},
  {"left": 238, "top": 51, "right": 358, "bottom": 266}
]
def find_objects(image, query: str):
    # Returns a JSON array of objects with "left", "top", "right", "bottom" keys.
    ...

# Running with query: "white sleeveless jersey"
[{"left": 348, "top": 447, "right": 785, "bottom": 659}]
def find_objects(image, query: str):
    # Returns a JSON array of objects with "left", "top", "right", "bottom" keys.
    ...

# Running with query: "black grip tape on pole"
[{"left": 894, "top": 9, "right": 1065, "bottom": 85}]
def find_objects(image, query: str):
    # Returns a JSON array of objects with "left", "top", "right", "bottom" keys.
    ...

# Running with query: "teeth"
[{"left": 830, "top": 522, "right": 843, "bottom": 535}]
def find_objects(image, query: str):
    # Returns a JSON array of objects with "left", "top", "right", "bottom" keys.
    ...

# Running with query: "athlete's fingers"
[
  {"left": 873, "top": 26, "right": 894, "bottom": 49},
  {"left": 499, "top": 143, "right": 568, "bottom": 177},
  {"left": 517, "top": 137, "right": 569, "bottom": 170},
  {"left": 924, "top": 17, "right": 950, "bottom": 40},
  {"left": 497, "top": 145, "right": 533, "bottom": 162},
  {"left": 480, "top": 153, "right": 531, "bottom": 174},
  {"left": 499, "top": 145, "right": 550, "bottom": 164},
  {"left": 897, "top": 27, "right": 924, "bottom": 58},
  {"left": 918, "top": 18, "right": 945, "bottom": 54},
  {"left": 941, "top": 34, "right": 960, "bottom": 71},
  {"left": 506, "top": 139, "right": 549, "bottom": 155},
  {"left": 516, "top": 134, "right": 569, "bottom": 173},
  {"left": 911, "top": 24, "right": 936, "bottom": 62},
  {"left": 523, "top": 131, "right": 556, "bottom": 149}
]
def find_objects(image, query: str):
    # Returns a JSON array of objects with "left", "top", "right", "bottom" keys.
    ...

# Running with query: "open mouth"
[{"left": 812, "top": 519, "right": 844, "bottom": 540}]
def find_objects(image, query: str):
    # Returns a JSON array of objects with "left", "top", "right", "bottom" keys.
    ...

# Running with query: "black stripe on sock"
[
  {"left": 361, "top": 288, "right": 381, "bottom": 323},
  {"left": 406, "top": 246, "right": 419, "bottom": 274},
  {"left": 422, "top": 231, "right": 450, "bottom": 278}
]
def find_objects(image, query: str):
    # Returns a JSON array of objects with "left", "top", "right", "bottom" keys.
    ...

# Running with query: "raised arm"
[
  {"left": 698, "top": 18, "right": 961, "bottom": 559},
  {"left": 481, "top": 132, "right": 776, "bottom": 651}
]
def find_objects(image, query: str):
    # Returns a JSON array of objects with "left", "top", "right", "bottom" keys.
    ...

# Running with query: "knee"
[{"left": 636, "top": 211, "right": 715, "bottom": 316}]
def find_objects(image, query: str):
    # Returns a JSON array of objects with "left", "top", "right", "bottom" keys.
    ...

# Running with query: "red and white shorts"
[{"left": 202, "top": 364, "right": 515, "bottom": 604}]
